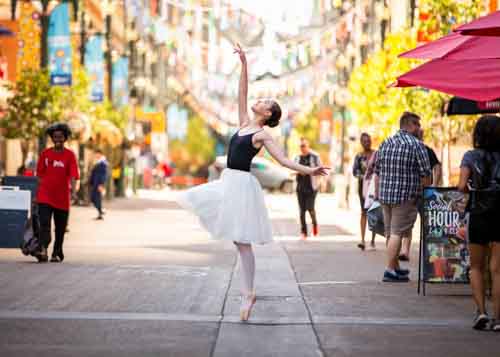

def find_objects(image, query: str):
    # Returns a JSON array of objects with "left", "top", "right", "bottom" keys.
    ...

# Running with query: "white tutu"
[{"left": 176, "top": 168, "right": 273, "bottom": 244}]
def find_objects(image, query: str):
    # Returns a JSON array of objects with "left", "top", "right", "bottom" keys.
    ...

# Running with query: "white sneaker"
[
  {"left": 490, "top": 319, "right": 500, "bottom": 332},
  {"left": 473, "top": 311, "right": 489, "bottom": 330}
]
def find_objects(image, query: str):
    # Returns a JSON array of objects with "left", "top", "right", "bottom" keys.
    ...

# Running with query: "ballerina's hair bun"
[{"left": 265, "top": 101, "right": 282, "bottom": 128}]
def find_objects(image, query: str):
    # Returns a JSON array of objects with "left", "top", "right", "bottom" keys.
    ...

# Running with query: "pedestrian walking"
[
  {"left": 457, "top": 115, "right": 500, "bottom": 331},
  {"left": 399, "top": 128, "right": 442, "bottom": 261},
  {"left": 374, "top": 112, "right": 431, "bottom": 282},
  {"left": 177, "top": 44, "right": 329, "bottom": 321},
  {"left": 352, "top": 133, "right": 375, "bottom": 250},
  {"left": 419, "top": 129, "right": 442, "bottom": 187},
  {"left": 295, "top": 138, "right": 322, "bottom": 240},
  {"left": 35, "top": 123, "right": 80, "bottom": 263},
  {"left": 89, "top": 149, "right": 108, "bottom": 220}
]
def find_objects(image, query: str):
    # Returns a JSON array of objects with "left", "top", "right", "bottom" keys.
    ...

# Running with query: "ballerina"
[{"left": 177, "top": 44, "right": 329, "bottom": 321}]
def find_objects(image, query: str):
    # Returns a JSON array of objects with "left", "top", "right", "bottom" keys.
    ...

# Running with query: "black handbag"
[{"left": 367, "top": 201, "right": 385, "bottom": 236}]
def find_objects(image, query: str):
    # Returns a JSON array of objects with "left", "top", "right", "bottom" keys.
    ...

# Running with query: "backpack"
[{"left": 469, "top": 151, "right": 500, "bottom": 214}]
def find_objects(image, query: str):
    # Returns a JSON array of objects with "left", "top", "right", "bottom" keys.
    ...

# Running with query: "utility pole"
[
  {"left": 39, "top": 0, "right": 50, "bottom": 69},
  {"left": 105, "top": 13, "right": 112, "bottom": 102},
  {"left": 77, "top": 2, "right": 87, "bottom": 205},
  {"left": 79, "top": 10, "right": 86, "bottom": 66}
]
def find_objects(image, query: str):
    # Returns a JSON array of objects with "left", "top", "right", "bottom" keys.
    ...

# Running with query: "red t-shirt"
[{"left": 36, "top": 147, "right": 80, "bottom": 211}]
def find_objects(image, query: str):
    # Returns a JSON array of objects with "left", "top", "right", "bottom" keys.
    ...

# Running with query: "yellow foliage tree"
[{"left": 349, "top": 0, "right": 484, "bottom": 144}]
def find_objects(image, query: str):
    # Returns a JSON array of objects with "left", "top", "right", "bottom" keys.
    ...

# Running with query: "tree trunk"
[
  {"left": 10, "top": 0, "right": 17, "bottom": 20},
  {"left": 20, "top": 140, "right": 28, "bottom": 164},
  {"left": 40, "top": 1, "right": 50, "bottom": 69}
]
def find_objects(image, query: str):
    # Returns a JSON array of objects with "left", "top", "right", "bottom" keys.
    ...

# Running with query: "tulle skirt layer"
[{"left": 176, "top": 168, "right": 273, "bottom": 244}]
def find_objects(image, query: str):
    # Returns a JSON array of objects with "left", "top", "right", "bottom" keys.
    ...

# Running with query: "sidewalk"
[{"left": 0, "top": 190, "right": 497, "bottom": 356}]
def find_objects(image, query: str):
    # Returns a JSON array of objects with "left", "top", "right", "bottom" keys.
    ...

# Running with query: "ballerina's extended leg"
[{"left": 235, "top": 242, "right": 256, "bottom": 321}]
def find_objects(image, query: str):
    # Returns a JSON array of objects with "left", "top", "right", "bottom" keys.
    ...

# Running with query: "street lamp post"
[
  {"left": 76, "top": 3, "right": 88, "bottom": 205},
  {"left": 335, "top": 88, "right": 349, "bottom": 174},
  {"left": 79, "top": 8, "right": 86, "bottom": 66},
  {"left": 334, "top": 87, "right": 350, "bottom": 209},
  {"left": 339, "top": 107, "right": 346, "bottom": 174},
  {"left": 30, "top": 0, "right": 57, "bottom": 153},
  {"left": 334, "top": 50, "right": 349, "bottom": 175}
]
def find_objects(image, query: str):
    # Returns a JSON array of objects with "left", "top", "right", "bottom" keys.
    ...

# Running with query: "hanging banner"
[
  {"left": 16, "top": 2, "right": 41, "bottom": 77},
  {"left": 47, "top": 3, "right": 72, "bottom": 86},
  {"left": 112, "top": 57, "right": 129, "bottom": 107},
  {"left": 0, "top": 21, "right": 18, "bottom": 82},
  {"left": 85, "top": 35, "right": 105, "bottom": 102},
  {"left": 422, "top": 188, "right": 470, "bottom": 284}
]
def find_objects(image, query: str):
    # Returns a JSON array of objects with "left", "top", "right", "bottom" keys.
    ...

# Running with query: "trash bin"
[{"left": 0, "top": 186, "right": 31, "bottom": 248}]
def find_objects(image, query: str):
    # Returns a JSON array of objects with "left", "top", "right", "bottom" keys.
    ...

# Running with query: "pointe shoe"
[{"left": 240, "top": 291, "right": 257, "bottom": 322}]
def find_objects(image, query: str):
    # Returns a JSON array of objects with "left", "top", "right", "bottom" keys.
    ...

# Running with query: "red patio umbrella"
[
  {"left": 455, "top": 11, "right": 500, "bottom": 36},
  {"left": 394, "top": 17, "right": 500, "bottom": 102},
  {"left": 393, "top": 58, "right": 500, "bottom": 102},
  {"left": 398, "top": 32, "right": 500, "bottom": 60}
]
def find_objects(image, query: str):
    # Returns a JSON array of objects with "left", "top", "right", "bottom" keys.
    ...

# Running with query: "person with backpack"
[{"left": 458, "top": 115, "right": 500, "bottom": 331}]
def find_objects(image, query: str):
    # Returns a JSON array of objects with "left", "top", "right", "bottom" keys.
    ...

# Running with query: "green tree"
[
  {"left": 56, "top": 67, "right": 93, "bottom": 115},
  {"left": 169, "top": 115, "right": 215, "bottom": 175},
  {"left": 0, "top": 69, "right": 63, "bottom": 160}
]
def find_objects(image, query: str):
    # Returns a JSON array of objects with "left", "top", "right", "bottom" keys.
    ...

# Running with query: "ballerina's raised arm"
[{"left": 255, "top": 130, "right": 330, "bottom": 177}]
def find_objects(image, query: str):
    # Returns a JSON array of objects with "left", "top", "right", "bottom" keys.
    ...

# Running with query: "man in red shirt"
[{"left": 35, "top": 123, "right": 80, "bottom": 263}]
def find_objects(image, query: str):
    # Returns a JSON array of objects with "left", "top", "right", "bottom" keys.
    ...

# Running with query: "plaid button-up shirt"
[{"left": 374, "top": 130, "right": 431, "bottom": 205}]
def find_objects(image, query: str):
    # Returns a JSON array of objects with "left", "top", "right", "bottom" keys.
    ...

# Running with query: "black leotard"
[{"left": 227, "top": 130, "right": 262, "bottom": 172}]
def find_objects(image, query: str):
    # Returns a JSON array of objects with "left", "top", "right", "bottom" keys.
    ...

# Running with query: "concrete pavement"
[{"left": 0, "top": 190, "right": 498, "bottom": 356}]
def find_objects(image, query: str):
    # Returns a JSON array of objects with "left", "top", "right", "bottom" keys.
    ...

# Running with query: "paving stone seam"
[
  {"left": 209, "top": 251, "right": 238, "bottom": 357},
  {"left": 312, "top": 317, "right": 472, "bottom": 327},
  {"left": 281, "top": 243, "right": 326, "bottom": 357},
  {"left": 0, "top": 310, "right": 473, "bottom": 328}
]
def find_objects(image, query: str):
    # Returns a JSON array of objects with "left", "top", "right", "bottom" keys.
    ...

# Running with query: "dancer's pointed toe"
[{"left": 240, "top": 291, "right": 256, "bottom": 322}]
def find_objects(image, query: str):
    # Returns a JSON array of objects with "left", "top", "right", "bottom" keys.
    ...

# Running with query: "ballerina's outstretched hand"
[
  {"left": 233, "top": 43, "right": 246, "bottom": 63},
  {"left": 310, "top": 166, "right": 330, "bottom": 176}
]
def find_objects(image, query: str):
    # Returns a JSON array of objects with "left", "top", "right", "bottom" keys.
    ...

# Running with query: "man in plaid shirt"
[{"left": 374, "top": 112, "right": 431, "bottom": 282}]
